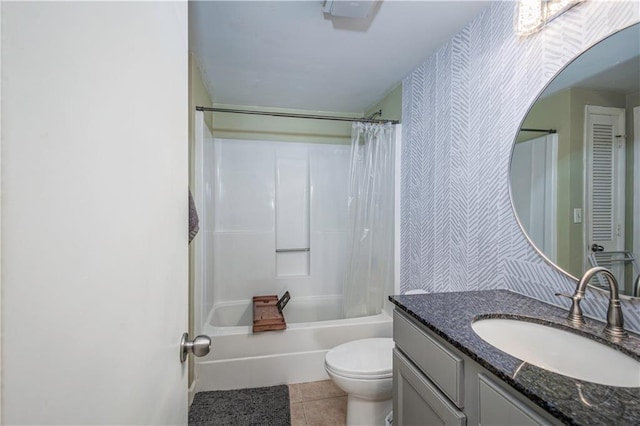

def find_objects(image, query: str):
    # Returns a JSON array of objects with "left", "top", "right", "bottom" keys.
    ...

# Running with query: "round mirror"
[{"left": 510, "top": 23, "right": 640, "bottom": 298}]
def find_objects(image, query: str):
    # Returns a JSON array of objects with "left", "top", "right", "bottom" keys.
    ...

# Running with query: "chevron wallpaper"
[{"left": 401, "top": 1, "right": 640, "bottom": 331}]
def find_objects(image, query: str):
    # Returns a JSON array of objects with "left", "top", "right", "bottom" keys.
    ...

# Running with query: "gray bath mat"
[{"left": 189, "top": 385, "right": 290, "bottom": 426}]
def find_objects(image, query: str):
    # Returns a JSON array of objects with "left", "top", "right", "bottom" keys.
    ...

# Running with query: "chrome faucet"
[{"left": 556, "top": 267, "right": 627, "bottom": 339}]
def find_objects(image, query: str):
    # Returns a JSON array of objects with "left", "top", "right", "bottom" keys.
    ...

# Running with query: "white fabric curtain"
[{"left": 344, "top": 122, "right": 395, "bottom": 318}]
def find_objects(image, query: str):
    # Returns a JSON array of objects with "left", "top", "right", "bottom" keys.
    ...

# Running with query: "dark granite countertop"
[{"left": 389, "top": 290, "right": 640, "bottom": 426}]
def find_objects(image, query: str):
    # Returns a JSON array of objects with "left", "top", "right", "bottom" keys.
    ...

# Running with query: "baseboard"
[{"left": 188, "top": 379, "right": 197, "bottom": 407}]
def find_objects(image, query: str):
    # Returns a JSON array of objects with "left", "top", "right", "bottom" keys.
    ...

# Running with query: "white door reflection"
[{"left": 511, "top": 133, "right": 558, "bottom": 262}]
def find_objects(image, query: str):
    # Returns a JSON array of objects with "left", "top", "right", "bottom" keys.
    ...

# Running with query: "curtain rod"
[
  {"left": 196, "top": 106, "right": 400, "bottom": 125},
  {"left": 520, "top": 128, "right": 557, "bottom": 134}
]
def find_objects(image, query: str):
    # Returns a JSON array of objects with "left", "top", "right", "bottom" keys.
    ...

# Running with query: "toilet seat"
[{"left": 325, "top": 338, "right": 394, "bottom": 380}]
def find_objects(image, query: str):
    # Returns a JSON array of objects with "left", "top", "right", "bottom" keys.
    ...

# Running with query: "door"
[
  {"left": 1, "top": 2, "right": 188, "bottom": 424},
  {"left": 511, "top": 134, "right": 558, "bottom": 261},
  {"left": 584, "top": 106, "right": 626, "bottom": 286}
]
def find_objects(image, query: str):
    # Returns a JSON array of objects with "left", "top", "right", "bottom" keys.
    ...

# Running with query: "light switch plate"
[{"left": 573, "top": 208, "right": 582, "bottom": 224}]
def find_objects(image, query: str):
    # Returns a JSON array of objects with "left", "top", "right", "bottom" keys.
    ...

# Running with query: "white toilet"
[{"left": 324, "top": 338, "right": 395, "bottom": 426}]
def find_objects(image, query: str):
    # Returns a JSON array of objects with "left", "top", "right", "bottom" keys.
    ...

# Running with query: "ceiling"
[{"left": 189, "top": 1, "right": 494, "bottom": 114}]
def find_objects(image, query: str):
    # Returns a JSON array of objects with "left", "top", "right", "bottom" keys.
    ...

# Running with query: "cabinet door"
[
  {"left": 479, "top": 374, "right": 551, "bottom": 426},
  {"left": 394, "top": 349, "right": 466, "bottom": 426}
]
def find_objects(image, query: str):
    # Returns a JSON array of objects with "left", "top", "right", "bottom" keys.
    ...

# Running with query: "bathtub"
[{"left": 195, "top": 295, "right": 393, "bottom": 392}]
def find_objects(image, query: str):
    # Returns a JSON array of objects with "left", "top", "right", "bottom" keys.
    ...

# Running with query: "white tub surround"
[
  {"left": 207, "top": 138, "right": 350, "bottom": 304},
  {"left": 192, "top": 125, "right": 402, "bottom": 391},
  {"left": 195, "top": 296, "right": 392, "bottom": 391}
]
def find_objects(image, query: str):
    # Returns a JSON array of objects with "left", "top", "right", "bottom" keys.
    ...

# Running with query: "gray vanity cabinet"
[
  {"left": 394, "top": 349, "right": 466, "bottom": 425},
  {"left": 393, "top": 310, "right": 559, "bottom": 426},
  {"left": 478, "top": 374, "right": 549, "bottom": 425}
]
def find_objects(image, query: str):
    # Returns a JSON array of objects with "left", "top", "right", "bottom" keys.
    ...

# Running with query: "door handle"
[
  {"left": 591, "top": 244, "right": 605, "bottom": 252},
  {"left": 180, "top": 332, "right": 211, "bottom": 363}
]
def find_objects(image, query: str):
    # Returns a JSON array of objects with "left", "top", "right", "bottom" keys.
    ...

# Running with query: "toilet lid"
[{"left": 325, "top": 338, "right": 394, "bottom": 379}]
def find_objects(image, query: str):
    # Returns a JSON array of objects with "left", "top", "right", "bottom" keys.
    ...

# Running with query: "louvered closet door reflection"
[{"left": 585, "top": 109, "right": 625, "bottom": 287}]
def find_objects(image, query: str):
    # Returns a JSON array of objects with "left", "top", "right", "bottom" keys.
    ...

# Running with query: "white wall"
[{"left": 2, "top": 2, "right": 188, "bottom": 423}]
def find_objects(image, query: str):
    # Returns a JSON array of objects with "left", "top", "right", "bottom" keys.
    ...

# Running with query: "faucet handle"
[
  {"left": 555, "top": 292, "right": 574, "bottom": 299},
  {"left": 554, "top": 292, "right": 585, "bottom": 325},
  {"left": 605, "top": 299, "right": 628, "bottom": 339}
]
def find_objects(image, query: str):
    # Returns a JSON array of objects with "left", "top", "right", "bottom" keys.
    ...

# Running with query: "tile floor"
[{"left": 289, "top": 380, "right": 347, "bottom": 426}]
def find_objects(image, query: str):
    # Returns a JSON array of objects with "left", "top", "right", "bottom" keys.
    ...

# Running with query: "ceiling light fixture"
[
  {"left": 322, "top": 0, "right": 376, "bottom": 19},
  {"left": 515, "top": 0, "right": 586, "bottom": 36}
]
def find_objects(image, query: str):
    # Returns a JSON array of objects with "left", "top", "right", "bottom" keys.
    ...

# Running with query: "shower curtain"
[{"left": 344, "top": 122, "right": 395, "bottom": 318}]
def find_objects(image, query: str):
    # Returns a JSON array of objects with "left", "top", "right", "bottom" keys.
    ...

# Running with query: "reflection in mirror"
[{"left": 510, "top": 23, "right": 640, "bottom": 297}]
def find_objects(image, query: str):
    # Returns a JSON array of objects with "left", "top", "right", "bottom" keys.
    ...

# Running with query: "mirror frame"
[{"left": 508, "top": 22, "right": 640, "bottom": 299}]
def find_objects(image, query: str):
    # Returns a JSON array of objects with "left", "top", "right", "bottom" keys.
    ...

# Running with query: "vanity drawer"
[
  {"left": 394, "top": 310, "right": 464, "bottom": 407},
  {"left": 394, "top": 349, "right": 466, "bottom": 426}
]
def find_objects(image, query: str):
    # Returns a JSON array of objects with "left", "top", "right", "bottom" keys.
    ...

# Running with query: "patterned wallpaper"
[{"left": 401, "top": 1, "right": 640, "bottom": 331}]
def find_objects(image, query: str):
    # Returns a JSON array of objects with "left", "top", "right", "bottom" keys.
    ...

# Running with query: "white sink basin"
[{"left": 471, "top": 318, "right": 640, "bottom": 387}]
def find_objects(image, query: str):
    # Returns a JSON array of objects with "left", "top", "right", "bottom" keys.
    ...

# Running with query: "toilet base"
[{"left": 346, "top": 394, "right": 392, "bottom": 426}]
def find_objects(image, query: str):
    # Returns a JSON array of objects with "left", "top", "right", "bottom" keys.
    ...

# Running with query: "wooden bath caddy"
[{"left": 252, "top": 291, "right": 290, "bottom": 333}]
